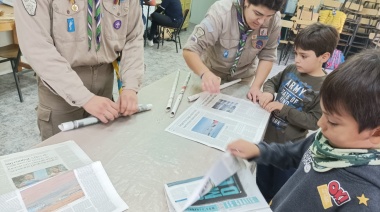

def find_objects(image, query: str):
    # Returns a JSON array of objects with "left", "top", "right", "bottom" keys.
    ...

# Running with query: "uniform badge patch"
[
  {"left": 194, "top": 27, "right": 205, "bottom": 38},
  {"left": 223, "top": 50, "right": 229, "bottom": 58},
  {"left": 67, "top": 18, "right": 75, "bottom": 32},
  {"left": 22, "top": 0, "right": 37, "bottom": 16},
  {"left": 190, "top": 35, "right": 198, "bottom": 43},
  {"left": 252, "top": 34, "right": 257, "bottom": 40},
  {"left": 328, "top": 180, "right": 351, "bottom": 206},
  {"left": 259, "top": 28, "right": 268, "bottom": 36},
  {"left": 255, "top": 40, "right": 264, "bottom": 49},
  {"left": 357, "top": 194, "right": 369, "bottom": 206}
]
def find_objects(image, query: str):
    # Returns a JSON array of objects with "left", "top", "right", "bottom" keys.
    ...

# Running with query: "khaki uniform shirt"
[
  {"left": 14, "top": 0, "right": 144, "bottom": 107},
  {"left": 184, "top": 0, "right": 281, "bottom": 80}
]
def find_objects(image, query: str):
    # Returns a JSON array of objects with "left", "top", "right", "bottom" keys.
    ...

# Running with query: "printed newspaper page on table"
[
  {"left": 0, "top": 141, "right": 128, "bottom": 212},
  {"left": 166, "top": 93, "right": 270, "bottom": 151}
]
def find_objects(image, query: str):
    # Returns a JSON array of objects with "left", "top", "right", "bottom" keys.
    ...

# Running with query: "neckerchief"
[
  {"left": 230, "top": 0, "right": 252, "bottom": 75},
  {"left": 87, "top": 0, "right": 102, "bottom": 51},
  {"left": 309, "top": 130, "right": 380, "bottom": 172}
]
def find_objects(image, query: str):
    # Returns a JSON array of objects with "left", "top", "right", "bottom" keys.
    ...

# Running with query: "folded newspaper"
[
  {"left": 0, "top": 141, "right": 128, "bottom": 212},
  {"left": 164, "top": 153, "right": 271, "bottom": 212}
]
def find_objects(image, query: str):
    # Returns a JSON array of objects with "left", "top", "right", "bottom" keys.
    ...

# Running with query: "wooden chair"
[
  {"left": 369, "top": 31, "right": 380, "bottom": 48},
  {"left": 157, "top": 9, "right": 190, "bottom": 53}
]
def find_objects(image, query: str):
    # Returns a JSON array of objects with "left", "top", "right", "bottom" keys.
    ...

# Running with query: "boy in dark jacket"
[{"left": 228, "top": 48, "right": 380, "bottom": 211}]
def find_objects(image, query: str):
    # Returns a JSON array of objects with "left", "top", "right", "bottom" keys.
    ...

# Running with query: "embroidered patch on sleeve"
[
  {"left": 22, "top": 0, "right": 37, "bottom": 16},
  {"left": 194, "top": 27, "right": 205, "bottom": 38}
]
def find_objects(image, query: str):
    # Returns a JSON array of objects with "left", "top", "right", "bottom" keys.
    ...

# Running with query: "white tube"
[
  {"left": 170, "top": 73, "right": 191, "bottom": 118},
  {"left": 187, "top": 78, "right": 242, "bottom": 102},
  {"left": 166, "top": 71, "right": 180, "bottom": 112},
  {"left": 58, "top": 104, "right": 153, "bottom": 131}
]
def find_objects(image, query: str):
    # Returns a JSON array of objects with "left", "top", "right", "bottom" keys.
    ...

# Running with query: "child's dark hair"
[
  {"left": 320, "top": 49, "right": 380, "bottom": 132},
  {"left": 294, "top": 23, "right": 339, "bottom": 56},
  {"left": 248, "top": 0, "right": 285, "bottom": 11}
]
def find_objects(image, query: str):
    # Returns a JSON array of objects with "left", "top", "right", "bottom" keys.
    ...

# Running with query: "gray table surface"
[{"left": 35, "top": 71, "right": 251, "bottom": 212}]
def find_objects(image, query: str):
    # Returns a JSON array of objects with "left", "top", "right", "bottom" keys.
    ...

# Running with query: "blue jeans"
[{"left": 256, "top": 164, "right": 296, "bottom": 202}]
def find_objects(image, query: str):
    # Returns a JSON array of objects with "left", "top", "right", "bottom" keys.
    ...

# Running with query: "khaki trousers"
[{"left": 37, "top": 64, "right": 114, "bottom": 141}]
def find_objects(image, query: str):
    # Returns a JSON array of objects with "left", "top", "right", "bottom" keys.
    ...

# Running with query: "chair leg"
[
  {"left": 11, "top": 59, "right": 23, "bottom": 102},
  {"left": 157, "top": 27, "right": 160, "bottom": 49},
  {"left": 174, "top": 34, "right": 178, "bottom": 53},
  {"left": 278, "top": 43, "right": 286, "bottom": 65},
  {"left": 178, "top": 35, "right": 182, "bottom": 50}
]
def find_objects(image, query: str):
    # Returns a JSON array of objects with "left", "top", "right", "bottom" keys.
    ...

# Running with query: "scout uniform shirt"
[
  {"left": 14, "top": 0, "right": 144, "bottom": 107},
  {"left": 184, "top": 0, "right": 281, "bottom": 79}
]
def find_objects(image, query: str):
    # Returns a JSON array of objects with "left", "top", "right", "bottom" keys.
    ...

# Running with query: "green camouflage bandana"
[{"left": 310, "top": 130, "right": 380, "bottom": 172}]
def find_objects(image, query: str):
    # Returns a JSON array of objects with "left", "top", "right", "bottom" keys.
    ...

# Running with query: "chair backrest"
[
  {"left": 178, "top": 9, "right": 190, "bottom": 32},
  {"left": 281, "top": 20, "right": 295, "bottom": 29},
  {"left": 322, "top": 0, "right": 342, "bottom": 10},
  {"left": 297, "top": 0, "right": 321, "bottom": 10},
  {"left": 0, "top": 21, "right": 18, "bottom": 44}
]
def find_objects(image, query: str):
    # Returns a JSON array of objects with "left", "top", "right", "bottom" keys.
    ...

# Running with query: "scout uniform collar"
[
  {"left": 309, "top": 130, "right": 380, "bottom": 172},
  {"left": 230, "top": 0, "right": 253, "bottom": 75}
]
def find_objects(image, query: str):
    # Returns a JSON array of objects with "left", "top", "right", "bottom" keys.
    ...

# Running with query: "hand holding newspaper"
[
  {"left": 164, "top": 153, "right": 270, "bottom": 212},
  {"left": 59, "top": 103, "right": 153, "bottom": 131}
]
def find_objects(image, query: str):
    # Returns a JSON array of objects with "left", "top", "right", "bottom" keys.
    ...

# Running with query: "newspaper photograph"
[
  {"left": 166, "top": 93, "right": 270, "bottom": 151},
  {"left": 1, "top": 161, "right": 128, "bottom": 212},
  {"left": 164, "top": 153, "right": 271, "bottom": 212}
]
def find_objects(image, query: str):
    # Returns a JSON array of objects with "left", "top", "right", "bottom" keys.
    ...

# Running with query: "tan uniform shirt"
[
  {"left": 184, "top": 0, "right": 281, "bottom": 79},
  {"left": 14, "top": 0, "right": 144, "bottom": 107}
]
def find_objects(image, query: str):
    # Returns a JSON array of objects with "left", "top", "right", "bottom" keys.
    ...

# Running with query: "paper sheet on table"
[
  {"left": 166, "top": 93, "right": 270, "bottom": 151},
  {"left": 0, "top": 141, "right": 128, "bottom": 212}
]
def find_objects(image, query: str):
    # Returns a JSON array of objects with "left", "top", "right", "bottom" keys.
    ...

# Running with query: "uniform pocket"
[
  {"left": 219, "top": 39, "right": 239, "bottom": 63},
  {"left": 52, "top": 0, "right": 86, "bottom": 42},
  {"left": 37, "top": 105, "right": 53, "bottom": 140},
  {"left": 102, "top": 0, "right": 129, "bottom": 40}
]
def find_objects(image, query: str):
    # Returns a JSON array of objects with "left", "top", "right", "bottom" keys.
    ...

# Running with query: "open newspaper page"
[
  {"left": 164, "top": 153, "right": 271, "bottom": 212},
  {"left": 0, "top": 161, "right": 128, "bottom": 212},
  {"left": 0, "top": 140, "right": 92, "bottom": 195},
  {"left": 166, "top": 93, "right": 270, "bottom": 151}
]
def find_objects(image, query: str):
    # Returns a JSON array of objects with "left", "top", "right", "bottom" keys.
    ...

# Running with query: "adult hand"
[
  {"left": 247, "top": 86, "right": 262, "bottom": 103},
  {"left": 201, "top": 71, "right": 221, "bottom": 93},
  {"left": 264, "top": 101, "right": 284, "bottom": 113},
  {"left": 118, "top": 89, "right": 138, "bottom": 116},
  {"left": 226, "top": 139, "right": 260, "bottom": 159},
  {"left": 258, "top": 92, "right": 274, "bottom": 108},
  {"left": 83, "top": 96, "right": 120, "bottom": 123}
]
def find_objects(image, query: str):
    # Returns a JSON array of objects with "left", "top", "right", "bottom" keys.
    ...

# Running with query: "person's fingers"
[
  {"left": 247, "top": 92, "right": 253, "bottom": 101},
  {"left": 118, "top": 97, "right": 127, "bottom": 114},
  {"left": 97, "top": 114, "right": 109, "bottom": 124},
  {"left": 123, "top": 103, "right": 138, "bottom": 116}
]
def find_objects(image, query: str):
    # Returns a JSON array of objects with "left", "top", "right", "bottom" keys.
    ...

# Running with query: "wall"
[
  {"left": 189, "top": 0, "right": 216, "bottom": 24},
  {"left": 0, "top": 33, "right": 13, "bottom": 75}
]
